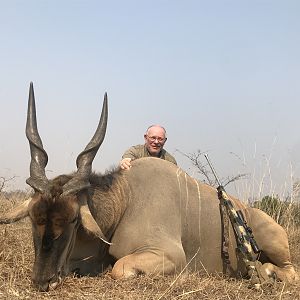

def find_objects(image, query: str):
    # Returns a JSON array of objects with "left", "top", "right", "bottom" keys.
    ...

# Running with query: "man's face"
[{"left": 144, "top": 126, "right": 167, "bottom": 156}]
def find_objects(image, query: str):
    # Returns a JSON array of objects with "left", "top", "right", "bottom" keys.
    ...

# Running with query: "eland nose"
[{"left": 32, "top": 273, "right": 57, "bottom": 292}]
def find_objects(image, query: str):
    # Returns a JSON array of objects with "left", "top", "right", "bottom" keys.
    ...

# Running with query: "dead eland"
[{"left": 0, "top": 83, "right": 297, "bottom": 291}]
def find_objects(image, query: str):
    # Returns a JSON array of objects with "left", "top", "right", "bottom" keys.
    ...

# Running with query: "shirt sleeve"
[{"left": 121, "top": 145, "right": 142, "bottom": 160}]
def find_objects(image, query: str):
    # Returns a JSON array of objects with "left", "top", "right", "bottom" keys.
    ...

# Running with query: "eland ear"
[
  {"left": 79, "top": 197, "right": 111, "bottom": 245},
  {"left": 0, "top": 198, "right": 32, "bottom": 224}
]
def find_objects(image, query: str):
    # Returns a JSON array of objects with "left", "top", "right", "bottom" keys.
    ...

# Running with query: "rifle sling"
[{"left": 219, "top": 199, "right": 232, "bottom": 274}]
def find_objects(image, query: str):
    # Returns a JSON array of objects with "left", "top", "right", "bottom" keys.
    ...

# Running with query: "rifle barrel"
[{"left": 204, "top": 154, "right": 222, "bottom": 186}]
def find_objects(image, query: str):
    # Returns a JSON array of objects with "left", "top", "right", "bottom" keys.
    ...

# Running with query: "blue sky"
[{"left": 1, "top": 1, "right": 299, "bottom": 199}]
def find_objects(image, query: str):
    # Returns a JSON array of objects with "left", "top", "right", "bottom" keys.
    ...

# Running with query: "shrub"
[{"left": 253, "top": 195, "right": 300, "bottom": 230}]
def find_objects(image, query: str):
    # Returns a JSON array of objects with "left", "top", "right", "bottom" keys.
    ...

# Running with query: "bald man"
[{"left": 119, "top": 125, "right": 177, "bottom": 170}]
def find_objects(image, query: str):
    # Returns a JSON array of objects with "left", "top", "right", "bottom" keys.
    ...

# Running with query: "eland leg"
[
  {"left": 111, "top": 250, "right": 186, "bottom": 279},
  {"left": 249, "top": 208, "right": 298, "bottom": 282}
]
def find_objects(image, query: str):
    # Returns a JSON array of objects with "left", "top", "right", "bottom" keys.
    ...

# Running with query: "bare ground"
[{"left": 0, "top": 201, "right": 299, "bottom": 299}]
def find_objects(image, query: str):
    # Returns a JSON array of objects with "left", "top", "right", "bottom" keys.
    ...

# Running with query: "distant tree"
[
  {"left": 253, "top": 195, "right": 300, "bottom": 228},
  {"left": 0, "top": 176, "right": 30, "bottom": 203},
  {"left": 0, "top": 176, "right": 16, "bottom": 193},
  {"left": 253, "top": 195, "right": 283, "bottom": 217}
]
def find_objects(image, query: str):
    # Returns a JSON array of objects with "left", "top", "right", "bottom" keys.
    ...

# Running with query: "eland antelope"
[{"left": 0, "top": 83, "right": 298, "bottom": 291}]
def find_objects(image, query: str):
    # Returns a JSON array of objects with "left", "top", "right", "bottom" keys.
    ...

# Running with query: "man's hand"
[{"left": 120, "top": 158, "right": 132, "bottom": 170}]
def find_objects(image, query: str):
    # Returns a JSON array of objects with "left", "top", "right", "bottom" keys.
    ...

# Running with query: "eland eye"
[{"left": 70, "top": 216, "right": 78, "bottom": 224}]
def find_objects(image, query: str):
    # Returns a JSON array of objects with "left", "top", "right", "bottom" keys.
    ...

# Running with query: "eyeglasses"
[{"left": 146, "top": 135, "right": 166, "bottom": 143}]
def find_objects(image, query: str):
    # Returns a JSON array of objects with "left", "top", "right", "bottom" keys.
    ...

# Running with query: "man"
[{"left": 120, "top": 125, "right": 177, "bottom": 170}]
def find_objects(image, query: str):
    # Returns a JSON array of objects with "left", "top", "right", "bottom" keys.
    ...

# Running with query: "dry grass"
[{"left": 0, "top": 197, "right": 300, "bottom": 299}]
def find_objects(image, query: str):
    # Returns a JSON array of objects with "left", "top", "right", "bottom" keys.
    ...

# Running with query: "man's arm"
[{"left": 120, "top": 145, "right": 142, "bottom": 170}]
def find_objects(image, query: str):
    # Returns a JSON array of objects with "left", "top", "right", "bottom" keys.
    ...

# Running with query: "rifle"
[{"left": 204, "top": 154, "right": 260, "bottom": 263}]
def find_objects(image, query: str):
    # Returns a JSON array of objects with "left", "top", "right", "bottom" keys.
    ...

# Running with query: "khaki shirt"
[{"left": 122, "top": 144, "right": 177, "bottom": 165}]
